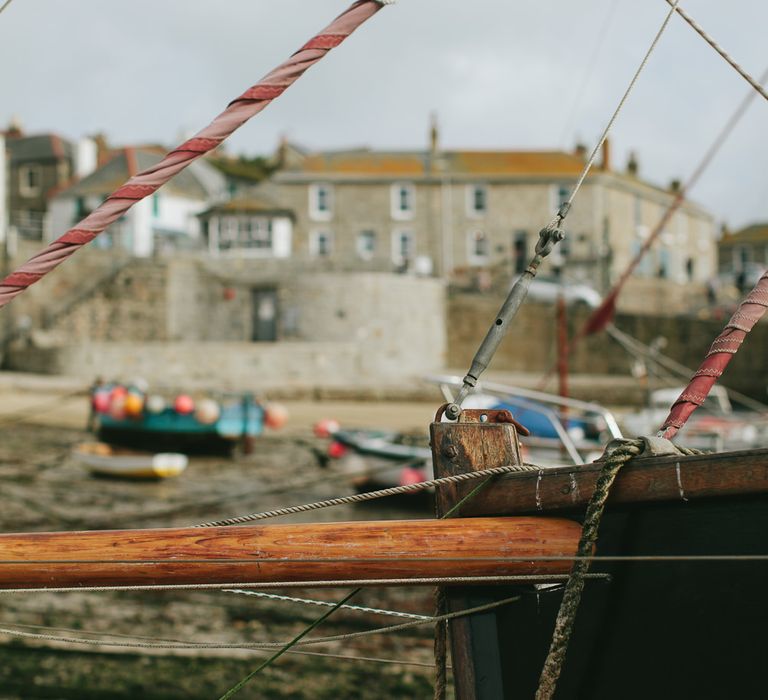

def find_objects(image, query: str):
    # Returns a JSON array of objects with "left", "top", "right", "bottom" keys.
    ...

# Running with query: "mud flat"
[{"left": 0, "top": 424, "right": 441, "bottom": 699}]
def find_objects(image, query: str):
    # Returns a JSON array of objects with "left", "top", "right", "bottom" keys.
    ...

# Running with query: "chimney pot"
[{"left": 601, "top": 138, "right": 611, "bottom": 170}]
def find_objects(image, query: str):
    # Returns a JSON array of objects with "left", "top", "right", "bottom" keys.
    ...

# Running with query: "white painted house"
[{"left": 49, "top": 146, "right": 226, "bottom": 256}]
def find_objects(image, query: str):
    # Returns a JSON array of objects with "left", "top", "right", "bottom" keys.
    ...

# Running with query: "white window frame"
[
  {"left": 310, "top": 229, "right": 333, "bottom": 257},
  {"left": 466, "top": 184, "right": 488, "bottom": 218},
  {"left": 356, "top": 230, "right": 376, "bottom": 260},
  {"left": 390, "top": 182, "right": 415, "bottom": 221},
  {"left": 467, "top": 230, "right": 490, "bottom": 266},
  {"left": 19, "top": 165, "right": 42, "bottom": 197},
  {"left": 391, "top": 228, "right": 414, "bottom": 265},
  {"left": 308, "top": 183, "right": 333, "bottom": 222}
]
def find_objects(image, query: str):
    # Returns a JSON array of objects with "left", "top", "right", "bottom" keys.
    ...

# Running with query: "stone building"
[
  {"left": 48, "top": 146, "right": 226, "bottom": 257},
  {"left": 265, "top": 126, "right": 717, "bottom": 309},
  {"left": 0, "top": 120, "right": 97, "bottom": 241},
  {"left": 718, "top": 222, "right": 768, "bottom": 288}
]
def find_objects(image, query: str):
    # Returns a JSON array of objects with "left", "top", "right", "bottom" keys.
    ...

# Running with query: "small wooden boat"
[
  {"left": 90, "top": 383, "right": 275, "bottom": 454},
  {"left": 73, "top": 442, "right": 188, "bottom": 479}
]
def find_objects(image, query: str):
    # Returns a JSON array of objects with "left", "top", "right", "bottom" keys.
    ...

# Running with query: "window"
[
  {"left": 552, "top": 184, "right": 570, "bottom": 213},
  {"left": 468, "top": 230, "right": 489, "bottom": 264},
  {"left": 391, "top": 183, "right": 415, "bottom": 220},
  {"left": 216, "top": 216, "right": 273, "bottom": 252},
  {"left": 309, "top": 184, "right": 333, "bottom": 221},
  {"left": 19, "top": 165, "right": 41, "bottom": 197},
  {"left": 357, "top": 230, "right": 376, "bottom": 259},
  {"left": 310, "top": 230, "right": 333, "bottom": 257},
  {"left": 391, "top": 229, "right": 413, "bottom": 265},
  {"left": 513, "top": 230, "right": 528, "bottom": 274},
  {"left": 467, "top": 184, "right": 487, "bottom": 216}
]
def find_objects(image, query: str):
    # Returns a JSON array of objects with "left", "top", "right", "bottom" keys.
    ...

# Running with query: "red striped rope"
[
  {"left": 659, "top": 271, "right": 768, "bottom": 439},
  {"left": 0, "top": 0, "right": 386, "bottom": 308}
]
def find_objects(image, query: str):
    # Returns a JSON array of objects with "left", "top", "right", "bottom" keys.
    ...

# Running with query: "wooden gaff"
[{"left": 0, "top": 517, "right": 581, "bottom": 589}]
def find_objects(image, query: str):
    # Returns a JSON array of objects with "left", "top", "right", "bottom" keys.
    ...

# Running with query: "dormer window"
[
  {"left": 309, "top": 183, "right": 333, "bottom": 221},
  {"left": 391, "top": 182, "right": 415, "bottom": 220}
]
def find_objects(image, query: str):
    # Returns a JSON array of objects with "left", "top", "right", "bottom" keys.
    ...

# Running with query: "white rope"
[
  {"left": 0, "top": 0, "right": 15, "bottom": 15},
  {"left": 195, "top": 463, "right": 537, "bottom": 527},
  {"left": 562, "top": 0, "right": 681, "bottom": 215},
  {"left": 666, "top": 0, "right": 768, "bottom": 105},
  {"left": 222, "top": 589, "right": 431, "bottom": 621}
]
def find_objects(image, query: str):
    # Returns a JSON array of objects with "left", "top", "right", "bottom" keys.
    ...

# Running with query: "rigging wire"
[
  {"left": 0, "top": 594, "right": 524, "bottom": 652},
  {"left": 561, "top": 0, "right": 681, "bottom": 215},
  {"left": 666, "top": 0, "right": 768, "bottom": 105},
  {"left": 0, "top": 619, "right": 444, "bottom": 670},
  {"left": 0, "top": 574, "right": 608, "bottom": 595},
  {"left": 221, "top": 590, "right": 431, "bottom": 621},
  {"left": 558, "top": 0, "right": 622, "bottom": 147},
  {"left": 0, "top": 0, "right": 15, "bottom": 15}
]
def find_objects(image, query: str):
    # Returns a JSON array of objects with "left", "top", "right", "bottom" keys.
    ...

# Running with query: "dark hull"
[
  {"left": 97, "top": 426, "right": 238, "bottom": 455},
  {"left": 460, "top": 492, "right": 768, "bottom": 699}
]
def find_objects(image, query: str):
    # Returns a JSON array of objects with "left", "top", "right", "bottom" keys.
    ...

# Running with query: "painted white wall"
[
  {"left": 132, "top": 197, "right": 152, "bottom": 257},
  {"left": 75, "top": 138, "right": 98, "bottom": 179},
  {"left": 48, "top": 197, "right": 76, "bottom": 242},
  {"left": 152, "top": 194, "right": 206, "bottom": 240},
  {"left": 273, "top": 217, "right": 292, "bottom": 258}
]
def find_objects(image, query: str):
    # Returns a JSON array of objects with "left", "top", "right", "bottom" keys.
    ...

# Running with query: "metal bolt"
[
  {"left": 479, "top": 413, "right": 488, "bottom": 423},
  {"left": 443, "top": 445, "right": 458, "bottom": 459}
]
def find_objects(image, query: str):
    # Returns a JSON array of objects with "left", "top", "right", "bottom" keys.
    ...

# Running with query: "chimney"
[
  {"left": 627, "top": 151, "right": 639, "bottom": 177},
  {"left": 669, "top": 178, "right": 681, "bottom": 193},
  {"left": 4, "top": 116, "right": 23, "bottom": 139},
  {"left": 276, "top": 134, "right": 289, "bottom": 169},
  {"left": 600, "top": 137, "right": 611, "bottom": 171},
  {"left": 75, "top": 137, "right": 98, "bottom": 178},
  {"left": 429, "top": 112, "right": 439, "bottom": 156},
  {"left": 574, "top": 142, "right": 587, "bottom": 160}
]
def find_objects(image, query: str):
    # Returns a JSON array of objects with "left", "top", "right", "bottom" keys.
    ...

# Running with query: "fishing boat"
[
  {"left": 73, "top": 442, "right": 188, "bottom": 479},
  {"left": 90, "top": 382, "right": 284, "bottom": 454},
  {"left": 320, "top": 378, "right": 622, "bottom": 491}
]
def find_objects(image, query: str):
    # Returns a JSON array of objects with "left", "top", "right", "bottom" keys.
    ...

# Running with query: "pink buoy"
[
  {"left": 264, "top": 403, "right": 288, "bottom": 430},
  {"left": 174, "top": 394, "right": 195, "bottom": 415},
  {"left": 92, "top": 391, "right": 111, "bottom": 414}
]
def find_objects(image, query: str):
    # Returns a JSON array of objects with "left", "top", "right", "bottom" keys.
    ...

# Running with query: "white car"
[{"left": 515, "top": 276, "right": 602, "bottom": 308}]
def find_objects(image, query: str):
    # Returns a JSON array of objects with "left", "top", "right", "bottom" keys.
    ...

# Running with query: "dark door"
[{"left": 251, "top": 288, "right": 278, "bottom": 342}]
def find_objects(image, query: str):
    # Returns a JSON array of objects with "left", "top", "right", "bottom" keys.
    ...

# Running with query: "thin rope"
[
  {"left": 222, "top": 589, "right": 430, "bottom": 621},
  {"left": 0, "top": 575, "right": 611, "bottom": 595},
  {"left": 0, "top": 0, "right": 388, "bottom": 310},
  {"left": 0, "top": 0, "right": 14, "bottom": 15},
  {"left": 667, "top": 0, "right": 768, "bottom": 105},
  {"left": 558, "top": 0, "right": 621, "bottom": 146},
  {"left": 0, "top": 621, "right": 441, "bottom": 669},
  {"left": 562, "top": 0, "right": 681, "bottom": 214},
  {"left": 0, "top": 594, "right": 522, "bottom": 652},
  {"left": 194, "top": 464, "right": 537, "bottom": 527}
]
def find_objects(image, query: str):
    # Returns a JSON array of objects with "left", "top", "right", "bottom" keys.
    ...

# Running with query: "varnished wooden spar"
[
  {"left": 0, "top": 517, "right": 582, "bottom": 589},
  {"left": 449, "top": 447, "right": 768, "bottom": 516}
]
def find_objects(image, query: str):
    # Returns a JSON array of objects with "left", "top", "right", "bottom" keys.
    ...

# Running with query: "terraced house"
[{"left": 266, "top": 124, "right": 716, "bottom": 306}]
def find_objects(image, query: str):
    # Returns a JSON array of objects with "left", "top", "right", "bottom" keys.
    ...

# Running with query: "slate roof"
[
  {"left": 7, "top": 134, "right": 73, "bottom": 163},
  {"left": 54, "top": 146, "right": 226, "bottom": 200}
]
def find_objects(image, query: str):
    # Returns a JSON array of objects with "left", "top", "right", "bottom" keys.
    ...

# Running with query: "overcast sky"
[{"left": 1, "top": 0, "right": 766, "bottom": 228}]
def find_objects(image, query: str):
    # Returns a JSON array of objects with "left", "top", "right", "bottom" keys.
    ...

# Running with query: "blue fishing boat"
[{"left": 90, "top": 382, "right": 280, "bottom": 454}]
